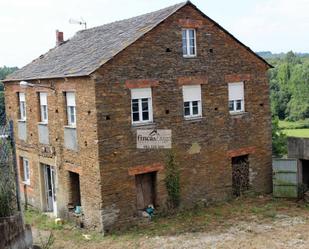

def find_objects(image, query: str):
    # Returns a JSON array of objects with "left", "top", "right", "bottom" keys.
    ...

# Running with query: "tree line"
[
  {"left": 0, "top": 66, "right": 18, "bottom": 118},
  {"left": 266, "top": 51, "right": 309, "bottom": 121}
]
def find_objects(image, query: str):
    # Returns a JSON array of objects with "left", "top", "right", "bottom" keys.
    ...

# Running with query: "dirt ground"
[{"left": 28, "top": 196, "right": 309, "bottom": 249}]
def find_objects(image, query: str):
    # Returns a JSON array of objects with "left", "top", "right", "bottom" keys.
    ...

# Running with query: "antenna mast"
[{"left": 69, "top": 18, "right": 87, "bottom": 29}]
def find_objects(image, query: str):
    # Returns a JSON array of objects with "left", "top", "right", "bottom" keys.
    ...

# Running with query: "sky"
[{"left": 0, "top": 0, "right": 308, "bottom": 68}]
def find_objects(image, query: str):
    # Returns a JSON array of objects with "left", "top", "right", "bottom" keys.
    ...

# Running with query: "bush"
[
  {"left": 272, "top": 117, "right": 287, "bottom": 157},
  {"left": 165, "top": 151, "right": 180, "bottom": 209}
]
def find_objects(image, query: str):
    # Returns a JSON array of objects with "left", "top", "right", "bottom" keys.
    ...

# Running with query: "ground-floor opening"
[
  {"left": 41, "top": 164, "right": 56, "bottom": 214},
  {"left": 232, "top": 155, "right": 249, "bottom": 197},
  {"left": 302, "top": 160, "right": 309, "bottom": 189},
  {"left": 135, "top": 172, "right": 156, "bottom": 211},
  {"left": 68, "top": 171, "right": 81, "bottom": 211}
]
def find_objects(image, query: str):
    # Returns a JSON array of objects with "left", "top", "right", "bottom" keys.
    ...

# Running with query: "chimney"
[{"left": 56, "top": 30, "right": 64, "bottom": 46}]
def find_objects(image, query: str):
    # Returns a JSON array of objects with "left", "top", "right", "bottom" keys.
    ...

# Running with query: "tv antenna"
[{"left": 69, "top": 17, "right": 87, "bottom": 29}]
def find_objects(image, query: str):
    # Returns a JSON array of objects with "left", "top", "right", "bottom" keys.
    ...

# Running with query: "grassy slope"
[{"left": 279, "top": 119, "right": 309, "bottom": 138}]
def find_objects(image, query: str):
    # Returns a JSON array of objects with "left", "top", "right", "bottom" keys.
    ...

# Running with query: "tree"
[
  {"left": 0, "top": 66, "right": 18, "bottom": 118},
  {"left": 267, "top": 51, "right": 309, "bottom": 121},
  {"left": 272, "top": 117, "right": 287, "bottom": 157}
]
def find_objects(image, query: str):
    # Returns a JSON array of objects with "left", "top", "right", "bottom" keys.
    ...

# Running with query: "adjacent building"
[{"left": 3, "top": 1, "right": 273, "bottom": 232}]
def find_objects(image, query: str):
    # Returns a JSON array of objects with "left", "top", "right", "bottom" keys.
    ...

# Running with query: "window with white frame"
[
  {"left": 39, "top": 92, "right": 48, "bottom": 123},
  {"left": 182, "top": 29, "right": 196, "bottom": 57},
  {"left": 131, "top": 88, "right": 153, "bottom": 124},
  {"left": 22, "top": 157, "right": 30, "bottom": 185},
  {"left": 66, "top": 92, "right": 76, "bottom": 126},
  {"left": 19, "top": 92, "right": 26, "bottom": 120},
  {"left": 182, "top": 85, "right": 202, "bottom": 118},
  {"left": 228, "top": 82, "right": 245, "bottom": 113}
]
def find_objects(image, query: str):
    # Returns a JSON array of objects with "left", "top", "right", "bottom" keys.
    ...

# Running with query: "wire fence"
[{"left": 0, "top": 114, "right": 19, "bottom": 217}]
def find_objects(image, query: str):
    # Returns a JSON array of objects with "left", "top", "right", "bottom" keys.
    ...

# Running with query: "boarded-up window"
[{"left": 135, "top": 172, "right": 156, "bottom": 210}]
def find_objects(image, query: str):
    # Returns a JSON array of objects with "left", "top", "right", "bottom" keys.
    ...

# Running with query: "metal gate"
[{"left": 273, "top": 159, "right": 298, "bottom": 198}]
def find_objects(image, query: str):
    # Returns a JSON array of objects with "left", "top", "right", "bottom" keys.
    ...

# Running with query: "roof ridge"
[{"left": 77, "top": 1, "right": 187, "bottom": 34}]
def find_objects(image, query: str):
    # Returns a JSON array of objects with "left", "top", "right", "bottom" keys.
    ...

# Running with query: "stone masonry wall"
[
  {"left": 4, "top": 77, "right": 103, "bottom": 230},
  {"left": 93, "top": 4, "right": 272, "bottom": 231}
]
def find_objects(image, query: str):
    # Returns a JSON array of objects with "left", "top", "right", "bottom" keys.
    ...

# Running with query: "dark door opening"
[
  {"left": 135, "top": 172, "right": 156, "bottom": 210},
  {"left": 68, "top": 171, "right": 81, "bottom": 208},
  {"left": 302, "top": 160, "right": 309, "bottom": 189},
  {"left": 232, "top": 155, "right": 249, "bottom": 197}
]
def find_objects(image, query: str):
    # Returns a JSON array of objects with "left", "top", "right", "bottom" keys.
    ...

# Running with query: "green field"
[
  {"left": 282, "top": 128, "right": 309, "bottom": 138},
  {"left": 279, "top": 119, "right": 309, "bottom": 138}
]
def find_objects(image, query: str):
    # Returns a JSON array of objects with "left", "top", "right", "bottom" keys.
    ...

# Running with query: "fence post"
[{"left": 9, "top": 120, "right": 21, "bottom": 212}]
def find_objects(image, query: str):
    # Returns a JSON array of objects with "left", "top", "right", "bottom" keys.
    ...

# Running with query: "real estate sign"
[{"left": 137, "top": 129, "right": 172, "bottom": 149}]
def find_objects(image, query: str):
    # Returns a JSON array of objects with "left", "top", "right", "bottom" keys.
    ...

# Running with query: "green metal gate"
[{"left": 273, "top": 159, "right": 298, "bottom": 198}]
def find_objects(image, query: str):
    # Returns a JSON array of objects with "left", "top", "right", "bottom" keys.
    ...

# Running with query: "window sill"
[
  {"left": 22, "top": 181, "right": 30, "bottom": 186},
  {"left": 17, "top": 119, "right": 26, "bottom": 123},
  {"left": 131, "top": 122, "right": 156, "bottom": 128},
  {"left": 38, "top": 122, "right": 48, "bottom": 125},
  {"left": 183, "top": 55, "right": 197, "bottom": 59},
  {"left": 229, "top": 111, "right": 248, "bottom": 117},
  {"left": 184, "top": 115, "right": 202, "bottom": 120},
  {"left": 64, "top": 125, "right": 76, "bottom": 129}
]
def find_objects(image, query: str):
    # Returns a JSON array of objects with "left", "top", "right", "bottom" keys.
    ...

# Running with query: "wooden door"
[{"left": 135, "top": 173, "right": 156, "bottom": 210}]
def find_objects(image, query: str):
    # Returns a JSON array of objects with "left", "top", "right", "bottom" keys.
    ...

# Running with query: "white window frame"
[
  {"left": 131, "top": 88, "right": 153, "bottom": 125},
  {"left": 182, "top": 29, "right": 197, "bottom": 57},
  {"left": 19, "top": 92, "right": 26, "bottom": 120},
  {"left": 66, "top": 92, "right": 76, "bottom": 127},
  {"left": 182, "top": 85, "right": 202, "bottom": 118},
  {"left": 22, "top": 157, "right": 30, "bottom": 185},
  {"left": 39, "top": 92, "right": 48, "bottom": 123},
  {"left": 228, "top": 82, "right": 245, "bottom": 113}
]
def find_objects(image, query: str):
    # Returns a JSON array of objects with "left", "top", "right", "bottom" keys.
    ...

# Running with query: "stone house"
[{"left": 3, "top": 1, "right": 273, "bottom": 232}]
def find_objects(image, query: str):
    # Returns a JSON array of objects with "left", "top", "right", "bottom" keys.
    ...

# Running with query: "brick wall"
[
  {"left": 93, "top": 4, "right": 272, "bottom": 231},
  {"left": 4, "top": 78, "right": 104, "bottom": 230}
]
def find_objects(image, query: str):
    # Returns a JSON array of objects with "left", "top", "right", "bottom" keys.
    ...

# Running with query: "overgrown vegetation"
[
  {"left": 267, "top": 51, "right": 309, "bottom": 121},
  {"left": 0, "top": 66, "right": 18, "bottom": 118},
  {"left": 165, "top": 151, "right": 180, "bottom": 209},
  {"left": 260, "top": 51, "right": 309, "bottom": 155},
  {"left": 272, "top": 117, "right": 287, "bottom": 156}
]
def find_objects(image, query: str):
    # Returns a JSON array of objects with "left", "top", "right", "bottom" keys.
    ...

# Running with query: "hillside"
[{"left": 260, "top": 51, "right": 309, "bottom": 121}]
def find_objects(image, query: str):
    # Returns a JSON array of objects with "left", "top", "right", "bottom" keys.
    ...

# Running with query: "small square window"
[
  {"left": 228, "top": 82, "right": 245, "bottom": 113},
  {"left": 182, "top": 85, "right": 202, "bottom": 118},
  {"left": 131, "top": 88, "right": 153, "bottom": 124}
]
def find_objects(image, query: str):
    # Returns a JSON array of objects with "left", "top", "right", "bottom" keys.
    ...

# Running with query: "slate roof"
[{"left": 5, "top": 1, "right": 271, "bottom": 82}]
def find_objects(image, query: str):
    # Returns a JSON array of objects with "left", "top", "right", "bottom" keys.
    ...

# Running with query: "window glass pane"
[
  {"left": 189, "top": 30, "right": 195, "bottom": 55},
  {"left": 142, "top": 111, "right": 149, "bottom": 121},
  {"left": 184, "top": 101, "right": 190, "bottom": 116},
  {"left": 132, "top": 99, "right": 139, "bottom": 112},
  {"left": 141, "top": 98, "right": 149, "bottom": 111},
  {"left": 190, "top": 45, "right": 195, "bottom": 55},
  {"left": 20, "top": 101, "right": 26, "bottom": 119},
  {"left": 182, "top": 30, "right": 187, "bottom": 55},
  {"left": 133, "top": 112, "right": 139, "bottom": 121},
  {"left": 236, "top": 100, "right": 242, "bottom": 111},
  {"left": 229, "top": 100, "right": 234, "bottom": 111},
  {"left": 68, "top": 106, "right": 76, "bottom": 125},
  {"left": 70, "top": 107, "right": 75, "bottom": 124},
  {"left": 192, "top": 101, "right": 199, "bottom": 115},
  {"left": 41, "top": 105, "right": 48, "bottom": 121},
  {"left": 189, "top": 30, "right": 195, "bottom": 39}
]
